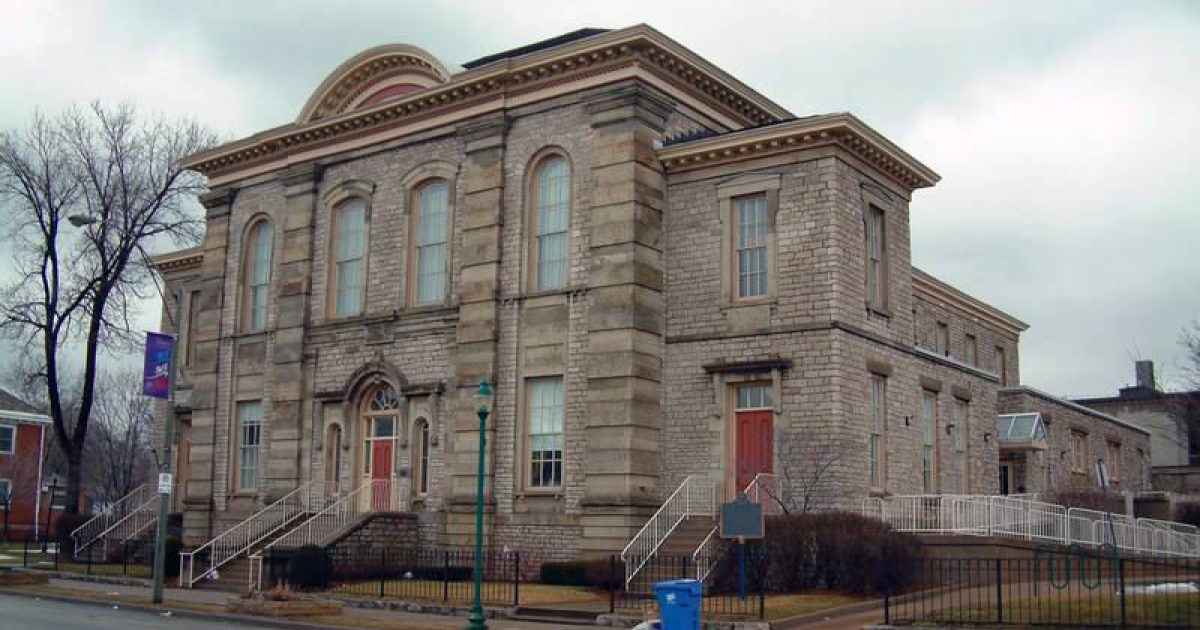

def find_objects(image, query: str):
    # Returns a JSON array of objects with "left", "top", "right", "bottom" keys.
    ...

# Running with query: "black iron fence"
[
  {"left": 611, "top": 551, "right": 765, "bottom": 620},
  {"left": 884, "top": 549, "right": 1200, "bottom": 628},
  {"left": 265, "top": 545, "right": 521, "bottom": 607},
  {"left": 7, "top": 535, "right": 153, "bottom": 577}
]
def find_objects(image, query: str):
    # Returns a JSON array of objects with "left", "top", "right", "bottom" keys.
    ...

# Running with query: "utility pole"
[{"left": 151, "top": 291, "right": 182, "bottom": 604}]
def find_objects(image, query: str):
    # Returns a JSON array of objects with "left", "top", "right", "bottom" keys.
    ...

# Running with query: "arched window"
[
  {"left": 331, "top": 198, "right": 367, "bottom": 317},
  {"left": 412, "top": 180, "right": 449, "bottom": 305},
  {"left": 531, "top": 155, "right": 570, "bottom": 290},
  {"left": 242, "top": 220, "right": 273, "bottom": 331},
  {"left": 412, "top": 418, "right": 430, "bottom": 496}
]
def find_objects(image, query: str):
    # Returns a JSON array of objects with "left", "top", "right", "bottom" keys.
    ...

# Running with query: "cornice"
[
  {"left": 181, "top": 25, "right": 792, "bottom": 181},
  {"left": 912, "top": 267, "right": 1028, "bottom": 336},
  {"left": 150, "top": 247, "right": 204, "bottom": 273},
  {"left": 657, "top": 113, "right": 940, "bottom": 190}
]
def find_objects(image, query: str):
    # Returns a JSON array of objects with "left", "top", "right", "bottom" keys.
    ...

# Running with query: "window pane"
[
  {"left": 528, "top": 377, "right": 564, "bottom": 488},
  {"left": 535, "top": 157, "right": 570, "bottom": 290},
  {"left": 238, "top": 403, "right": 262, "bottom": 491},
  {"left": 736, "top": 385, "right": 772, "bottom": 410},
  {"left": 333, "top": 200, "right": 366, "bottom": 316},
  {"left": 414, "top": 182, "right": 448, "bottom": 305},
  {"left": 0, "top": 426, "right": 13, "bottom": 452},
  {"left": 373, "top": 417, "right": 395, "bottom": 438},
  {"left": 735, "top": 196, "right": 769, "bottom": 298}
]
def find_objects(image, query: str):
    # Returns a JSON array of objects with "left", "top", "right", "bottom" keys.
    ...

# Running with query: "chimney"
[{"left": 1135, "top": 360, "right": 1156, "bottom": 391}]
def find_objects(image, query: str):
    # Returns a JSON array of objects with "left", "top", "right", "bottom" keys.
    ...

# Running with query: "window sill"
[
  {"left": 867, "top": 305, "right": 891, "bottom": 319},
  {"left": 515, "top": 285, "right": 585, "bottom": 301},
  {"left": 515, "top": 489, "right": 564, "bottom": 500},
  {"left": 724, "top": 296, "right": 776, "bottom": 308}
]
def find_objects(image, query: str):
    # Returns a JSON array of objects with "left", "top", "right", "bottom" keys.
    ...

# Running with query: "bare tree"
[
  {"left": 85, "top": 368, "right": 153, "bottom": 508},
  {"left": 1182, "top": 320, "right": 1200, "bottom": 390},
  {"left": 760, "top": 436, "right": 855, "bottom": 515},
  {"left": 0, "top": 102, "right": 216, "bottom": 513}
]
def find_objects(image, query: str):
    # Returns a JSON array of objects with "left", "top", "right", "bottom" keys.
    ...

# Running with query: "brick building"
[
  {"left": 151, "top": 25, "right": 1153, "bottom": 568},
  {"left": 0, "top": 388, "right": 51, "bottom": 539}
]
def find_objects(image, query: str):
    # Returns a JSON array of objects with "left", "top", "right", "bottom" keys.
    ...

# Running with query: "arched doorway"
[{"left": 360, "top": 384, "right": 401, "bottom": 511}]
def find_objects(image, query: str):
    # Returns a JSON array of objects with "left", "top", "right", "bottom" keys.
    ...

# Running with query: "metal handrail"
[
  {"left": 75, "top": 494, "right": 159, "bottom": 560},
  {"left": 178, "top": 481, "right": 338, "bottom": 588},
  {"left": 867, "top": 493, "right": 1200, "bottom": 558},
  {"left": 72, "top": 483, "right": 154, "bottom": 558},
  {"left": 620, "top": 475, "right": 716, "bottom": 587},
  {"left": 248, "top": 479, "right": 409, "bottom": 590}
]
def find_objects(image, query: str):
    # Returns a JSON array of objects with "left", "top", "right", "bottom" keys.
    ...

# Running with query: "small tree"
[
  {"left": 0, "top": 102, "right": 216, "bottom": 514},
  {"left": 759, "top": 435, "right": 854, "bottom": 515}
]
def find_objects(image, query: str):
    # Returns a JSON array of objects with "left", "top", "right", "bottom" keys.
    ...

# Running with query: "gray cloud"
[{"left": 2, "top": 0, "right": 1197, "bottom": 397}]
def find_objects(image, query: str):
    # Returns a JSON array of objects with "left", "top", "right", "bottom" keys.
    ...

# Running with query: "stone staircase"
[
  {"left": 192, "top": 515, "right": 309, "bottom": 593},
  {"left": 626, "top": 515, "right": 716, "bottom": 593}
]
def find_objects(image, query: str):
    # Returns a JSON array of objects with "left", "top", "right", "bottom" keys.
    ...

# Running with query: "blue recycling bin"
[{"left": 654, "top": 579, "right": 702, "bottom": 630}]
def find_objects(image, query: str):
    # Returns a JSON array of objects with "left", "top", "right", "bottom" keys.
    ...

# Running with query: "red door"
[
  {"left": 371, "top": 440, "right": 394, "bottom": 511},
  {"left": 736, "top": 410, "right": 774, "bottom": 492}
]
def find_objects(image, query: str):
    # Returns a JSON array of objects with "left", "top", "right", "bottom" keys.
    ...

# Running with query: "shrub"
[
  {"left": 287, "top": 545, "right": 332, "bottom": 591},
  {"left": 54, "top": 513, "right": 92, "bottom": 556},
  {"left": 710, "top": 511, "right": 921, "bottom": 597},
  {"left": 539, "top": 559, "right": 619, "bottom": 589},
  {"left": 164, "top": 536, "right": 182, "bottom": 578},
  {"left": 1175, "top": 502, "right": 1200, "bottom": 528}
]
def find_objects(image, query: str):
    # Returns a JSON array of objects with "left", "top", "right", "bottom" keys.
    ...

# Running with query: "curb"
[{"left": 0, "top": 586, "right": 408, "bottom": 630}]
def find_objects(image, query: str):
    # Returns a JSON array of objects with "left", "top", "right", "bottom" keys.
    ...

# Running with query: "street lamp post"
[
  {"left": 465, "top": 379, "right": 493, "bottom": 630},
  {"left": 41, "top": 473, "right": 61, "bottom": 553}
]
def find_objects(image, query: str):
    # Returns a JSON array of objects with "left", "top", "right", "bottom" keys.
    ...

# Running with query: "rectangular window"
[
  {"left": 868, "top": 374, "right": 886, "bottom": 489},
  {"left": 527, "top": 377, "right": 564, "bottom": 489},
  {"left": 414, "top": 182, "right": 449, "bottom": 305},
  {"left": 996, "top": 346, "right": 1009, "bottom": 385},
  {"left": 0, "top": 425, "right": 14, "bottom": 454},
  {"left": 950, "top": 399, "right": 969, "bottom": 493},
  {"left": 237, "top": 402, "right": 262, "bottom": 491},
  {"left": 334, "top": 203, "right": 366, "bottom": 317},
  {"left": 736, "top": 383, "right": 774, "bottom": 409},
  {"left": 249, "top": 227, "right": 272, "bottom": 330},
  {"left": 50, "top": 487, "right": 67, "bottom": 510},
  {"left": 1071, "top": 430, "right": 1087, "bottom": 474},
  {"left": 1107, "top": 441, "right": 1121, "bottom": 482},
  {"left": 935, "top": 322, "right": 950, "bottom": 356},
  {"left": 865, "top": 205, "right": 887, "bottom": 310},
  {"left": 184, "top": 291, "right": 201, "bottom": 368},
  {"left": 734, "top": 195, "right": 769, "bottom": 298},
  {"left": 964, "top": 334, "right": 978, "bottom": 367},
  {"left": 921, "top": 390, "right": 937, "bottom": 493},
  {"left": 0, "top": 479, "right": 10, "bottom": 503}
]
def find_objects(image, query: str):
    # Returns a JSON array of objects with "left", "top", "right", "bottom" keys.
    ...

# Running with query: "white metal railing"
[
  {"left": 693, "top": 473, "right": 778, "bottom": 582},
  {"left": 621, "top": 475, "right": 717, "bottom": 587},
  {"left": 178, "top": 481, "right": 339, "bottom": 588},
  {"left": 75, "top": 495, "right": 159, "bottom": 561},
  {"left": 72, "top": 483, "right": 155, "bottom": 559},
  {"left": 248, "top": 479, "right": 410, "bottom": 590},
  {"left": 865, "top": 494, "right": 1200, "bottom": 558}
]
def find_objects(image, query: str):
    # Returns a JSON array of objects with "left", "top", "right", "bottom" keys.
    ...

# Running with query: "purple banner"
[{"left": 142, "top": 332, "right": 175, "bottom": 399}]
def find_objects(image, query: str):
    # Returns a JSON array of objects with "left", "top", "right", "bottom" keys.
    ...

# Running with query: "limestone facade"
[{"left": 150, "top": 26, "right": 1152, "bottom": 565}]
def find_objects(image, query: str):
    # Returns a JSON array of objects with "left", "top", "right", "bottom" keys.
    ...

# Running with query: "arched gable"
[{"left": 298, "top": 44, "right": 452, "bottom": 123}]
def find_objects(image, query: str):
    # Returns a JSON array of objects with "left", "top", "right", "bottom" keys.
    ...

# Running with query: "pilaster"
[
  {"left": 445, "top": 115, "right": 508, "bottom": 546},
  {"left": 182, "top": 187, "right": 236, "bottom": 546},
  {"left": 581, "top": 83, "right": 673, "bottom": 556},
  {"left": 267, "top": 163, "right": 323, "bottom": 494}
]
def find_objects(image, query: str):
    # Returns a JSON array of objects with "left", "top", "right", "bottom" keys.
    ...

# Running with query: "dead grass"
[
  {"left": 330, "top": 578, "right": 605, "bottom": 606},
  {"left": 615, "top": 591, "right": 868, "bottom": 621}
]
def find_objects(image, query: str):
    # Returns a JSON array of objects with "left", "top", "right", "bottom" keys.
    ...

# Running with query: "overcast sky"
[{"left": 2, "top": 0, "right": 1198, "bottom": 397}]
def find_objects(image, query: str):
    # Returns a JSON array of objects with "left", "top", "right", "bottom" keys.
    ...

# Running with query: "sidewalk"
[{"left": 3, "top": 576, "right": 589, "bottom": 630}]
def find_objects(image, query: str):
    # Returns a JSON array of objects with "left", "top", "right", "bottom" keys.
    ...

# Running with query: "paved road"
[{"left": 0, "top": 592, "right": 276, "bottom": 630}]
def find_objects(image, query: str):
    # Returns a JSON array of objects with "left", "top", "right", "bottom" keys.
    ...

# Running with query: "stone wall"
[{"left": 1000, "top": 387, "right": 1152, "bottom": 492}]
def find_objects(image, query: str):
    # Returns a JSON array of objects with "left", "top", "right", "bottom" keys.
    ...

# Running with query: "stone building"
[{"left": 150, "top": 25, "right": 1153, "bottom": 569}]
